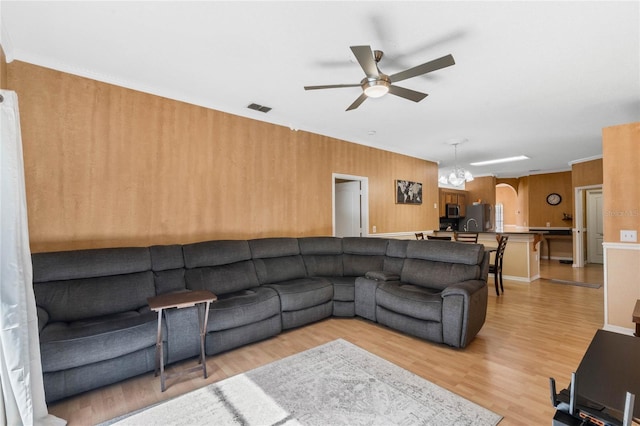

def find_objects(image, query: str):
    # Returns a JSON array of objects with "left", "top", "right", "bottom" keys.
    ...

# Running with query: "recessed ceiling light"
[{"left": 470, "top": 155, "right": 530, "bottom": 166}]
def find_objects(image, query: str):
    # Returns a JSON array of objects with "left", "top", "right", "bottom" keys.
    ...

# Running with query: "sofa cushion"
[
  {"left": 183, "top": 240, "right": 252, "bottom": 268},
  {"left": 299, "top": 237, "right": 344, "bottom": 277},
  {"left": 406, "top": 240, "right": 484, "bottom": 265},
  {"left": 342, "top": 237, "right": 388, "bottom": 276},
  {"left": 384, "top": 239, "right": 409, "bottom": 275},
  {"left": 329, "top": 276, "right": 356, "bottom": 302},
  {"left": 183, "top": 240, "right": 260, "bottom": 295},
  {"left": 185, "top": 260, "right": 259, "bottom": 295},
  {"left": 376, "top": 282, "right": 442, "bottom": 322},
  {"left": 401, "top": 259, "right": 481, "bottom": 291},
  {"left": 39, "top": 309, "right": 157, "bottom": 372},
  {"left": 34, "top": 271, "right": 156, "bottom": 322},
  {"left": 149, "top": 244, "right": 184, "bottom": 271},
  {"left": 249, "top": 238, "right": 307, "bottom": 284},
  {"left": 150, "top": 244, "right": 186, "bottom": 294},
  {"left": 266, "top": 278, "right": 333, "bottom": 312},
  {"left": 298, "top": 237, "right": 343, "bottom": 255},
  {"left": 32, "top": 247, "right": 151, "bottom": 283},
  {"left": 249, "top": 238, "right": 300, "bottom": 259},
  {"left": 343, "top": 237, "right": 388, "bottom": 256},
  {"left": 253, "top": 255, "right": 308, "bottom": 284},
  {"left": 207, "top": 287, "right": 281, "bottom": 331}
]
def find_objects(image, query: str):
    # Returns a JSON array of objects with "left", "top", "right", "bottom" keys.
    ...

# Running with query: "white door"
[
  {"left": 587, "top": 190, "right": 604, "bottom": 264},
  {"left": 335, "top": 181, "right": 361, "bottom": 237}
]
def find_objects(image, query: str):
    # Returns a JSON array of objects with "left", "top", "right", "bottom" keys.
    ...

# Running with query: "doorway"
[
  {"left": 574, "top": 184, "right": 603, "bottom": 267},
  {"left": 333, "top": 174, "right": 368, "bottom": 237},
  {"left": 586, "top": 189, "right": 604, "bottom": 264}
]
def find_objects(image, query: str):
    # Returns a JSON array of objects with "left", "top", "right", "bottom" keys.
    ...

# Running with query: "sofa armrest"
[
  {"left": 37, "top": 306, "right": 49, "bottom": 333},
  {"left": 364, "top": 271, "right": 400, "bottom": 282},
  {"left": 441, "top": 279, "right": 485, "bottom": 297},
  {"left": 440, "top": 279, "right": 488, "bottom": 348}
]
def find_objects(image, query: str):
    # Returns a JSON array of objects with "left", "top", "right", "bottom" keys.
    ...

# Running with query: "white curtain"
[{"left": 0, "top": 90, "right": 65, "bottom": 426}]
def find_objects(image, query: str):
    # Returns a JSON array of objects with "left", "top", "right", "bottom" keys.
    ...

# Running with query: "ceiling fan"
[{"left": 304, "top": 45, "right": 455, "bottom": 111}]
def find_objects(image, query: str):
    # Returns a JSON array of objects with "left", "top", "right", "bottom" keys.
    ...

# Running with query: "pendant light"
[{"left": 439, "top": 140, "right": 474, "bottom": 187}]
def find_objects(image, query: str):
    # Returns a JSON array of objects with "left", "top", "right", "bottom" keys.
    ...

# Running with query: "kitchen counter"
[{"left": 432, "top": 230, "right": 543, "bottom": 282}]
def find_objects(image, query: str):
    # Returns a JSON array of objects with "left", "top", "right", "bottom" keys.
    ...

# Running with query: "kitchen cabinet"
[{"left": 439, "top": 189, "right": 467, "bottom": 217}]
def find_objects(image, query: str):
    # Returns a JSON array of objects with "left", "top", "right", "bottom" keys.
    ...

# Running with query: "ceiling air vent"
[{"left": 247, "top": 103, "right": 272, "bottom": 113}]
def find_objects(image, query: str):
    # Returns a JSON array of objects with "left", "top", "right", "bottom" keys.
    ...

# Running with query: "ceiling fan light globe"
[
  {"left": 364, "top": 84, "right": 389, "bottom": 98},
  {"left": 362, "top": 77, "right": 390, "bottom": 98}
]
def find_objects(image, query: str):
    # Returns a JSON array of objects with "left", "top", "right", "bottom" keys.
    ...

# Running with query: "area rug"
[
  {"left": 549, "top": 278, "right": 602, "bottom": 289},
  {"left": 108, "top": 339, "right": 502, "bottom": 426}
]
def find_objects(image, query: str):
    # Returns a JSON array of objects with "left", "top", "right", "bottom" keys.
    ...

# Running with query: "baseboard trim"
[
  {"left": 602, "top": 324, "right": 635, "bottom": 336},
  {"left": 503, "top": 274, "right": 538, "bottom": 283}
]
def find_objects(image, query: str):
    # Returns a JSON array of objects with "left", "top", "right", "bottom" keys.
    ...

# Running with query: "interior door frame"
[
  {"left": 586, "top": 189, "right": 604, "bottom": 264},
  {"left": 332, "top": 173, "right": 369, "bottom": 237},
  {"left": 573, "top": 184, "right": 603, "bottom": 267}
]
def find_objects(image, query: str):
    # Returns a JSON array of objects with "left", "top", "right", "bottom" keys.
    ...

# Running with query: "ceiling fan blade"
[
  {"left": 350, "top": 45, "right": 379, "bottom": 78},
  {"left": 388, "top": 85, "right": 428, "bottom": 102},
  {"left": 346, "top": 93, "right": 368, "bottom": 111},
  {"left": 304, "top": 84, "right": 361, "bottom": 90},
  {"left": 389, "top": 54, "right": 455, "bottom": 83}
]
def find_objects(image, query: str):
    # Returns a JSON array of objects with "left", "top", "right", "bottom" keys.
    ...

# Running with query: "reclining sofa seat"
[
  {"left": 360, "top": 240, "right": 489, "bottom": 348},
  {"left": 297, "top": 237, "right": 351, "bottom": 316},
  {"left": 249, "top": 238, "right": 334, "bottom": 329},
  {"left": 182, "top": 240, "right": 282, "bottom": 356},
  {"left": 32, "top": 247, "right": 161, "bottom": 403}
]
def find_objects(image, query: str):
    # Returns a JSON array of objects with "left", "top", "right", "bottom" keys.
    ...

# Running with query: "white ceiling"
[{"left": 1, "top": 1, "right": 639, "bottom": 179}]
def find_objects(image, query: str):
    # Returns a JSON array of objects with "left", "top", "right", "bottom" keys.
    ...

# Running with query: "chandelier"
[{"left": 438, "top": 140, "right": 474, "bottom": 187}]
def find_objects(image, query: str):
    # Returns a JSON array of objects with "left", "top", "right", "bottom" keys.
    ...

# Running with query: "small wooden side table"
[
  {"left": 147, "top": 290, "right": 217, "bottom": 391},
  {"left": 633, "top": 299, "right": 640, "bottom": 337}
]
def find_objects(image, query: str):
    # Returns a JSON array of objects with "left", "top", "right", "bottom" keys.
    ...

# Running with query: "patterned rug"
[{"left": 108, "top": 339, "right": 502, "bottom": 425}]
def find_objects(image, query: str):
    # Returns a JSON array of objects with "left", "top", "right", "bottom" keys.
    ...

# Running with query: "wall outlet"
[
  {"left": 620, "top": 230, "right": 637, "bottom": 242},
  {"left": 372, "top": 225, "right": 377, "bottom": 233},
  {"left": 546, "top": 222, "right": 550, "bottom": 227},
  {"left": 434, "top": 203, "right": 438, "bottom": 209}
]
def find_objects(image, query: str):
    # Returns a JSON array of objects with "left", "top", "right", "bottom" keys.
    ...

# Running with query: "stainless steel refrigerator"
[{"left": 461, "top": 204, "right": 494, "bottom": 232}]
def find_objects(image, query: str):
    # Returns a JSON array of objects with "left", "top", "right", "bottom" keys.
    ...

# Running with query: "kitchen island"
[{"left": 432, "top": 230, "right": 545, "bottom": 282}]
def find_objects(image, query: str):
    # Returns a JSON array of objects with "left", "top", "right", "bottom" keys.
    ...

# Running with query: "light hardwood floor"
[{"left": 49, "top": 261, "right": 608, "bottom": 425}]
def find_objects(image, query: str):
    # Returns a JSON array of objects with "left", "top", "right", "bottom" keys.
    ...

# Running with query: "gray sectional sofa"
[{"left": 32, "top": 236, "right": 489, "bottom": 403}]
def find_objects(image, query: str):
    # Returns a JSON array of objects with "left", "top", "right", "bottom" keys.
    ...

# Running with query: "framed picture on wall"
[{"left": 396, "top": 180, "right": 422, "bottom": 204}]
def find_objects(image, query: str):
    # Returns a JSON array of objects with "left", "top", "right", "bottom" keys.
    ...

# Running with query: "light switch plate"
[{"left": 620, "top": 230, "right": 637, "bottom": 242}]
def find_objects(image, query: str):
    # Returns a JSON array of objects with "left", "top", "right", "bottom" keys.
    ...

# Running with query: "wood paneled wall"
[
  {"left": 7, "top": 61, "right": 439, "bottom": 252},
  {"left": 602, "top": 123, "right": 639, "bottom": 242},
  {"left": 602, "top": 123, "right": 640, "bottom": 330},
  {"left": 571, "top": 158, "right": 603, "bottom": 188},
  {"left": 527, "top": 171, "right": 573, "bottom": 227},
  {"left": 465, "top": 176, "right": 496, "bottom": 207}
]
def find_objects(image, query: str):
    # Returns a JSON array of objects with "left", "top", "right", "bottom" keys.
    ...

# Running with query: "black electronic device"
[{"left": 549, "top": 373, "right": 636, "bottom": 426}]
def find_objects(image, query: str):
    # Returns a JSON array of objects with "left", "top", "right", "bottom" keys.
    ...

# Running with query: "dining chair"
[
  {"left": 489, "top": 234, "right": 509, "bottom": 295},
  {"left": 453, "top": 231, "right": 479, "bottom": 243},
  {"left": 415, "top": 232, "right": 424, "bottom": 240},
  {"left": 427, "top": 235, "right": 452, "bottom": 241}
]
